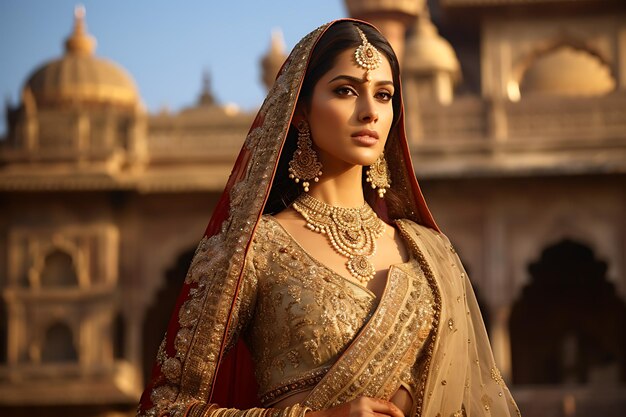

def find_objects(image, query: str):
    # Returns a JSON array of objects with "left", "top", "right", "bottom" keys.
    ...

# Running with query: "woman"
[{"left": 137, "top": 20, "right": 521, "bottom": 417}]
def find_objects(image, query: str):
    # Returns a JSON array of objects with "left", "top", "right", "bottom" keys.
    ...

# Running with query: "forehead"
[{"left": 322, "top": 48, "right": 394, "bottom": 81}]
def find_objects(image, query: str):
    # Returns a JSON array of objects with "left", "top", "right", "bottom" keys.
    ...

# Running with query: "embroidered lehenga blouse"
[{"left": 235, "top": 216, "right": 435, "bottom": 407}]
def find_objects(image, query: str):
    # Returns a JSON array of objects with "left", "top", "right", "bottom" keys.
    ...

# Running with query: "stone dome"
[
  {"left": 345, "top": 0, "right": 424, "bottom": 20},
  {"left": 404, "top": 13, "right": 460, "bottom": 79},
  {"left": 23, "top": 7, "right": 140, "bottom": 110}
]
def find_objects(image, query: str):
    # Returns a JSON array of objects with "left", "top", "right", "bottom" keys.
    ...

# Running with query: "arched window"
[
  {"left": 40, "top": 249, "right": 78, "bottom": 287},
  {"left": 42, "top": 322, "right": 78, "bottom": 363},
  {"left": 520, "top": 45, "right": 615, "bottom": 97},
  {"left": 510, "top": 239, "right": 626, "bottom": 385}
]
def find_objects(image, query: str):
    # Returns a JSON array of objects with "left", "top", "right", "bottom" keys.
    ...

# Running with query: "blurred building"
[{"left": 1, "top": 1, "right": 625, "bottom": 416}]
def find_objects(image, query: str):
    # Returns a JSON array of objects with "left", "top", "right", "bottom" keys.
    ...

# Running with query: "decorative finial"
[
  {"left": 354, "top": 27, "right": 382, "bottom": 82},
  {"left": 203, "top": 71, "right": 211, "bottom": 93},
  {"left": 65, "top": 5, "right": 96, "bottom": 55},
  {"left": 261, "top": 29, "right": 287, "bottom": 90},
  {"left": 198, "top": 69, "right": 215, "bottom": 106},
  {"left": 74, "top": 4, "right": 86, "bottom": 20}
]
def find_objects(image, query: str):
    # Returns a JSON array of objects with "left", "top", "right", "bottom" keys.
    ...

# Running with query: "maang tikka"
[
  {"left": 366, "top": 152, "right": 391, "bottom": 198},
  {"left": 288, "top": 121, "right": 323, "bottom": 192},
  {"left": 354, "top": 26, "right": 383, "bottom": 81}
]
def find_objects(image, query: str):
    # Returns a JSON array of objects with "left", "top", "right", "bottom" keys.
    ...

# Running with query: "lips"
[
  {"left": 352, "top": 129, "right": 379, "bottom": 139},
  {"left": 351, "top": 129, "right": 379, "bottom": 146}
]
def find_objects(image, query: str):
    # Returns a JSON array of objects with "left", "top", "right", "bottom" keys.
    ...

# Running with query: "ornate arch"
[
  {"left": 29, "top": 236, "right": 89, "bottom": 289},
  {"left": 510, "top": 238, "right": 626, "bottom": 384},
  {"left": 141, "top": 244, "right": 195, "bottom": 381},
  {"left": 509, "top": 34, "right": 616, "bottom": 99},
  {"left": 509, "top": 202, "right": 624, "bottom": 304},
  {"left": 40, "top": 320, "right": 79, "bottom": 363},
  {"left": 512, "top": 34, "right": 614, "bottom": 84},
  {"left": 138, "top": 228, "right": 203, "bottom": 319}
]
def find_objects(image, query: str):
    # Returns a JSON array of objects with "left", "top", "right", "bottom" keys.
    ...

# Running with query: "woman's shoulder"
[
  {"left": 395, "top": 218, "right": 456, "bottom": 260},
  {"left": 252, "top": 214, "right": 275, "bottom": 241},
  {"left": 395, "top": 218, "right": 445, "bottom": 240},
  {"left": 245, "top": 215, "right": 283, "bottom": 273},
  {"left": 251, "top": 214, "right": 291, "bottom": 248}
]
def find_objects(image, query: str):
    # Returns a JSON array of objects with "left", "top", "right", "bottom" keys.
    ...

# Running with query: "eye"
[
  {"left": 376, "top": 90, "right": 394, "bottom": 102},
  {"left": 334, "top": 86, "right": 357, "bottom": 97}
]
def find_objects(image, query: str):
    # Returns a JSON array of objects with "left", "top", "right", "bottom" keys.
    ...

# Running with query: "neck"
[{"left": 308, "top": 164, "right": 365, "bottom": 208}]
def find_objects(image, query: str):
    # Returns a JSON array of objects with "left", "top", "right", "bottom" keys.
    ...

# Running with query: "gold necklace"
[{"left": 292, "top": 193, "right": 385, "bottom": 284}]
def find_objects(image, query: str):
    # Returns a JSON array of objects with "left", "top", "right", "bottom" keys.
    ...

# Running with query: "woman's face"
[{"left": 303, "top": 47, "right": 395, "bottom": 173}]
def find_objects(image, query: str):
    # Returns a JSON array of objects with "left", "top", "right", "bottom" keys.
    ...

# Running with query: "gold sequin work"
[
  {"left": 246, "top": 216, "right": 378, "bottom": 404},
  {"left": 244, "top": 216, "right": 436, "bottom": 406}
]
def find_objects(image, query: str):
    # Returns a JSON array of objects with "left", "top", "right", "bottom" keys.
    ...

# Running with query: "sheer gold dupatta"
[{"left": 398, "top": 222, "right": 521, "bottom": 417}]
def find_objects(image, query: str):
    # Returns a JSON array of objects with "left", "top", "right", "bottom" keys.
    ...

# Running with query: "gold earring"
[
  {"left": 288, "top": 121, "right": 323, "bottom": 192},
  {"left": 366, "top": 152, "right": 391, "bottom": 198}
]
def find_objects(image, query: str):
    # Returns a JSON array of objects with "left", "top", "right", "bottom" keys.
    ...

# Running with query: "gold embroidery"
[
  {"left": 302, "top": 219, "right": 436, "bottom": 409},
  {"left": 395, "top": 220, "right": 442, "bottom": 417},
  {"left": 174, "top": 328, "right": 193, "bottom": 361},
  {"left": 491, "top": 366, "right": 505, "bottom": 385},
  {"left": 150, "top": 384, "right": 179, "bottom": 411},
  {"left": 156, "top": 333, "right": 167, "bottom": 365},
  {"left": 287, "top": 350, "right": 300, "bottom": 368},
  {"left": 162, "top": 357, "right": 183, "bottom": 382},
  {"left": 482, "top": 393, "right": 493, "bottom": 412},
  {"left": 248, "top": 216, "right": 378, "bottom": 402},
  {"left": 260, "top": 367, "right": 329, "bottom": 405}
]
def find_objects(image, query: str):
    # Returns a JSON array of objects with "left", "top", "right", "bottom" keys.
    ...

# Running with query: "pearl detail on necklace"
[{"left": 292, "top": 193, "right": 385, "bottom": 284}]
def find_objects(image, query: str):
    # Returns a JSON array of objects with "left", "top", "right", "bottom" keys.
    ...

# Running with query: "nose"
[{"left": 358, "top": 96, "right": 378, "bottom": 123}]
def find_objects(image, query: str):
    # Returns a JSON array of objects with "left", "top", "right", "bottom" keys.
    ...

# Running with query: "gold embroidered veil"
[{"left": 137, "top": 19, "right": 520, "bottom": 417}]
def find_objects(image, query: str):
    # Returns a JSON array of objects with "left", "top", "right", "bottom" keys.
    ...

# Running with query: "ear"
[{"left": 291, "top": 102, "right": 308, "bottom": 130}]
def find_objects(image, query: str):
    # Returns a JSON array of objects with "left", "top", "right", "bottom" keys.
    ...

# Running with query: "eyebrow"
[{"left": 328, "top": 74, "right": 394, "bottom": 87}]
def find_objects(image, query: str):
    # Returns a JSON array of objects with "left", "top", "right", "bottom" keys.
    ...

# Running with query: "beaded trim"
[{"left": 260, "top": 367, "right": 329, "bottom": 406}]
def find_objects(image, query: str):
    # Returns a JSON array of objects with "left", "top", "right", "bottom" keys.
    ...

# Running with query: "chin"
[
  {"left": 354, "top": 151, "right": 383, "bottom": 166},
  {"left": 361, "top": 158, "right": 380, "bottom": 167}
]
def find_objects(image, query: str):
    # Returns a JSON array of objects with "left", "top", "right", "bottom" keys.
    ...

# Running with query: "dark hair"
[{"left": 264, "top": 21, "right": 402, "bottom": 215}]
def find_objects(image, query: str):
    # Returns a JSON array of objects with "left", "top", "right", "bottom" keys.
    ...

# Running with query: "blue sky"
[{"left": 0, "top": 0, "right": 346, "bottom": 134}]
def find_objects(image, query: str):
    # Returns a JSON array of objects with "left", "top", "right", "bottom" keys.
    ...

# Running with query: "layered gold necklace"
[{"left": 292, "top": 193, "right": 385, "bottom": 284}]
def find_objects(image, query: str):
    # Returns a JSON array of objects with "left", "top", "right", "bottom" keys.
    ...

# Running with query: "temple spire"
[{"left": 198, "top": 69, "right": 215, "bottom": 106}]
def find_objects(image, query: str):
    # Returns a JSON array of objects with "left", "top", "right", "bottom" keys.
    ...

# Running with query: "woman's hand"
[{"left": 306, "top": 397, "right": 405, "bottom": 417}]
